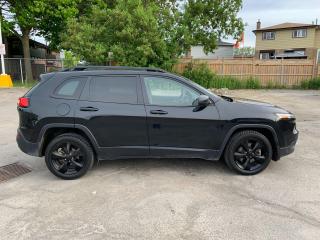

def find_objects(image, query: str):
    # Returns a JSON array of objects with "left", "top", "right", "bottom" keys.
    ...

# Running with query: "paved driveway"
[{"left": 0, "top": 88, "right": 320, "bottom": 240}]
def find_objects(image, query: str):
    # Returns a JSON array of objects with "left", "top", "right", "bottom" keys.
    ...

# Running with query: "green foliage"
[
  {"left": 62, "top": 0, "right": 173, "bottom": 67},
  {"left": 1, "top": 0, "right": 79, "bottom": 80},
  {"left": 182, "top": 65, "right": 320, "bottom": 90},
  {"left": 265, "top": 81, "right": 286, "bottom": 89},
  {"left": 182, "top": 63, "right": 261, "bottom": 89},
  {"left": 63, "top": 51, "right": 80, "bottom": 68},
  {"left": 1, "top": 0, "right": 79, "bottom": 49},
  {"left": 61, "top": 0, "right": 244, "bottom": 69},
  {"left": 300, "top": 78, "right": 320, "bottom": 89},
  {"left": 233, "top": 47, "right": 255, "bottom": 58},
  {"left": 182, "top": 63, "right": 216, "bottom": 88},
  {"left": 13, "top": 80, "right": 38, "bottom": 88},
  {"left": 244, "top": 77, "right": 260, "bottom": 89},
  {"left": 211, "top": 75, "right": 243, "bottom": 89},
  {"left": 179, "top": 0, "right": 244, "bottom": 54}
]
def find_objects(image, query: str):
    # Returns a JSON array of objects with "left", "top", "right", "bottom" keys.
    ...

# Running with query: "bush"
[
  {"left": 182, "top": 63, "right": 215, "bottom": 88},
  {"left": 182, "top": 63, "right": 261, "bottom": 89},
  {"left": 244, "top": 77, "right": 260, "bottom": 89},
  {"left": 212, "top": 75, "right": 242, "bottom": 89},
  {"left": 300, "top": 78, "right": 320, "bottom": 89}
]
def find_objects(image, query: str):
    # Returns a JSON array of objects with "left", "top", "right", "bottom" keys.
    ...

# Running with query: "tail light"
[{"left": 18, "top": 97, "right": 29, "bottom": 108}]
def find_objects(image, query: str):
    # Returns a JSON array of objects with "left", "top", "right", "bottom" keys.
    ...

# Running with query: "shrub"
[
  {"left": 182, "top": 63, "right": 215, "bottom": 88},
  {"left": 212, "top": 75, "right": 243, "bottom": 89},
  {"left": 182, "top": 63, "right": 261, "bottom": 89},
  {"left": 300, "top": 78, "right": 320, "bottom": 89},
  {"left": 244, "top": 77, "right": 260, "bottom": 89}
]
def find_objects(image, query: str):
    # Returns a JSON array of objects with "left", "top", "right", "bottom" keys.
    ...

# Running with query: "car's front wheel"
[
  {"left": 224, "top": 130, "right": 272, "bottom": 175},
  {"left": 45, "top": 133, "right": 94, "bottom": 180}
]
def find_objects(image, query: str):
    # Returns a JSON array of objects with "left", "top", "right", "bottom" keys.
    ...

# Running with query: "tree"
[
  {"left": 61, "top": 0, "right": 174, "bottom": 68},
  {"left": 234, "top": 47, "right": 255, "bottom": 57},
  {"left": 0, "top": 0, "right": 78, "bottom": 80},
  {"left": 63, "top": 50, "right": 80, "bottom": 68},
  {"left": 61, "top": 0, "right": 244, "bottom": 69}
]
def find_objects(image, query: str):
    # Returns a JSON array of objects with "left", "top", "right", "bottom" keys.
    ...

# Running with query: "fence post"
[
  {"left": 240, "top": 61, "right": 244, "bottom": 81},
  {"left": 312, "top": 57, "right": 318, "bottom": 79},
  {"left": 252, "top": 58, "right": 255, "bottom": 79},
  {"left": 19, "top": 58, "right": 24, "bottom": 84},
  {"left": 280, "top": 58, "right": 284, "bottom": 85},
  {"left": 222, "top": 58, "right": 225, "bottom": 76}
]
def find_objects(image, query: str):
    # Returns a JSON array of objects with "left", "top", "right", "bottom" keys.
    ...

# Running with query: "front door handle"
[
  {"left": 150, "top": 110, "right": 168, "bottom": 115},
  {"left": 80, "top": 106, "right": 99, "bottom": 112}
]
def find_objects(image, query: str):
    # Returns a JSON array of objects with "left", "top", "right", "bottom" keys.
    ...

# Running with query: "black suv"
[{"left": 17, "top": 66, "right": 298, "bottom": 179}]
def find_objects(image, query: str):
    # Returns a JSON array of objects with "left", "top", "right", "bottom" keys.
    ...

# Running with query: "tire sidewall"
[
  {"left": 45, "top": 135, "right": 93, "bottom": 180},
  {"left": 225, "top": 131, "right": 272, "bottom": 175}
]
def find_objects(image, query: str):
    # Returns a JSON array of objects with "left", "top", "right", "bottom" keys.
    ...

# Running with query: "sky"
[{"left": 231, "top": 0, "right": 320, "bottom": 47}]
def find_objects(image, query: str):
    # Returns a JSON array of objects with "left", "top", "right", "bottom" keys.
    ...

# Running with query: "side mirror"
[
  {"left": 193, "top": 95, "right": 211, "bottom": 112},
  {"left": 197, "top": 95, "right": 211, "bottom": 107}
]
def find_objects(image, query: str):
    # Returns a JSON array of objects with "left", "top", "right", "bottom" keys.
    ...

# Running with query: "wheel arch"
[
  {"left": 219, "top": 124, "right": 280, "bottom": 161},
  {"left": 38, "top": 124, "right": 99, "bottom": 157}
]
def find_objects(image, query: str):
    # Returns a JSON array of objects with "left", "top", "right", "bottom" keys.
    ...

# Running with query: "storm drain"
[{"left": 0, "top": 163, "right": 32, "bottom": 183}]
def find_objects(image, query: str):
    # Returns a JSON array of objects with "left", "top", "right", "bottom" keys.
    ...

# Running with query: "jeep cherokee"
[{"left": 17, "top": 66, "right": 298, "bottom": 179}]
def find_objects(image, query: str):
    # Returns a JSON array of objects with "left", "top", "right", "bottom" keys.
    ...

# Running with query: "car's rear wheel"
[
  {"left": 224, "top": 130, "right": 272, "bottom": 175},
  {"left": 45, "top": 133, "right": 94, "bottom": 180}
]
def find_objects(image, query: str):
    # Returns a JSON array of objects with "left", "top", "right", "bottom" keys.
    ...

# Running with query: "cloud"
[{"left": 243, "top": 0, "right": 320, "bottom": 11}]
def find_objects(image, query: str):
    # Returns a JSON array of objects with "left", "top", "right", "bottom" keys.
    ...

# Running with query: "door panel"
[
  {"left": 76, "top": 101, "right": 148, "bottom": 159},
  {"left": 145, "top": 105, "right": 220, "bottom": 154},
  {"left": 141, "top": 75, "right": 221, "bottom": 159},
  {"left": 75, "top": 75, "right": 149, "bottom": 160}
]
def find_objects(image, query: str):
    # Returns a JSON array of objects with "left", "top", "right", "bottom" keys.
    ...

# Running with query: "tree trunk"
[{"left": 21, "top": 30, "right": 33, "bottom": 81}]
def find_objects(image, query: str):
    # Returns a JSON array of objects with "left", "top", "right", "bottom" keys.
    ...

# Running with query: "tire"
[
  {"left": 45, "top": 133, "right": 94, "bottom": 180},
  {"left": 224, "top": 130, "right": 272, "bottom": 175}
]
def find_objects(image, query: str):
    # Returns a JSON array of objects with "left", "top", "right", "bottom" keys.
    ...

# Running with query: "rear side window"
[
  {"left": 54, "top": 78, "right": 86, "bottom": 98},
  {"left": 90, "top": 76, "right": 138, "bottom": 104}
]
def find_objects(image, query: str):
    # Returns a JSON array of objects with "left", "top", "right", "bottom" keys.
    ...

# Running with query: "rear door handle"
[
  {"left": 80, "top": 106, "right": 99, "bottom": 112},
  {"left": 150, "top": 110, "right": 168, "bottom": 115}
]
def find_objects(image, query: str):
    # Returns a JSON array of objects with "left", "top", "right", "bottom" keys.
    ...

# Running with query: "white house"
[{"left": 189, "top": 40, "right": 234, "bottom": 59}]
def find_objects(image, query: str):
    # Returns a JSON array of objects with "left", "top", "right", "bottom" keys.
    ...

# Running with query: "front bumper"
[
  {"left": 278, "top": 130, "right": 299, "bottom": 158},
  {"left": 16, "top": 129, "right": 40, "bottom": 157}
]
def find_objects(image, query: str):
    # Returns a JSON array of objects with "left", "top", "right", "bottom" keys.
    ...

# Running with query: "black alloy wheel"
[
  {"left": 45, "top": 133, "right": 94, "bottom": 180},
  {"left": 51, "top": 142, "right": 84, "bottom": 174},
  {"left": 224, "top": 130, "right": 272, "bottom": 175}
]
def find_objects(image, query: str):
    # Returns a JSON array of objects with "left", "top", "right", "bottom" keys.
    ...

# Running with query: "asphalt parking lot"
[{"left": 0, "top": 88, "right": 320, "bottom": 240}]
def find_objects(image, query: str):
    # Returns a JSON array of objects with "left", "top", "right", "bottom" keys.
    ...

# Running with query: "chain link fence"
[{"left": 0, "top": 58, "right": 79, "bottom": 83}]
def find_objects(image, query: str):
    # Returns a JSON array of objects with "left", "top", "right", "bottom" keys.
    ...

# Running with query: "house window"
[
  {"left": 292, "top": 29, "right": 307, "bottom": 38},
  {"left": 260, "top": 53, "right": 270, "bottom": 59},
  {"left": 259, "top": 51, "right": 275, "bottom": 60},
  {"left": 262, "top": 32, "right": 275, "bottom": 40}
]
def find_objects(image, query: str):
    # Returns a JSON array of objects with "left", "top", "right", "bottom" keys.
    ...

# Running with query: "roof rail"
[{"left": 62, "top": 66, "right": 167, "bottom": 73}]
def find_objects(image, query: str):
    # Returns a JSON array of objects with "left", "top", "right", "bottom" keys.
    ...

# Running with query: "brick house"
[{"left": 253, "top": 21, "right": 320, "bottom": 61}]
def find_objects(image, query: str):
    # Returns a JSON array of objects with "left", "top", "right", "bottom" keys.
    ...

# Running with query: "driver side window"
[{"left": 143, "top": 76, "right": 200, "bottom": 106}]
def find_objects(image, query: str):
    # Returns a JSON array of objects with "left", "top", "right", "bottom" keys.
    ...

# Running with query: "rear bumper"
[{"left": 16, "top": 129, "right": 40, "bottom": 157}]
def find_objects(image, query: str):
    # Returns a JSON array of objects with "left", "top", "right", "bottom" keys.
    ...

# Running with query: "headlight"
[{"left": 276, "top": 113, "right": 295, "bottom": 121}]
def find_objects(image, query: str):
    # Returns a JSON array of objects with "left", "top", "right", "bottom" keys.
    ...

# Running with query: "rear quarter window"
[{"left": 53, "top": 77, "right": 86, "bottom": 98}]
